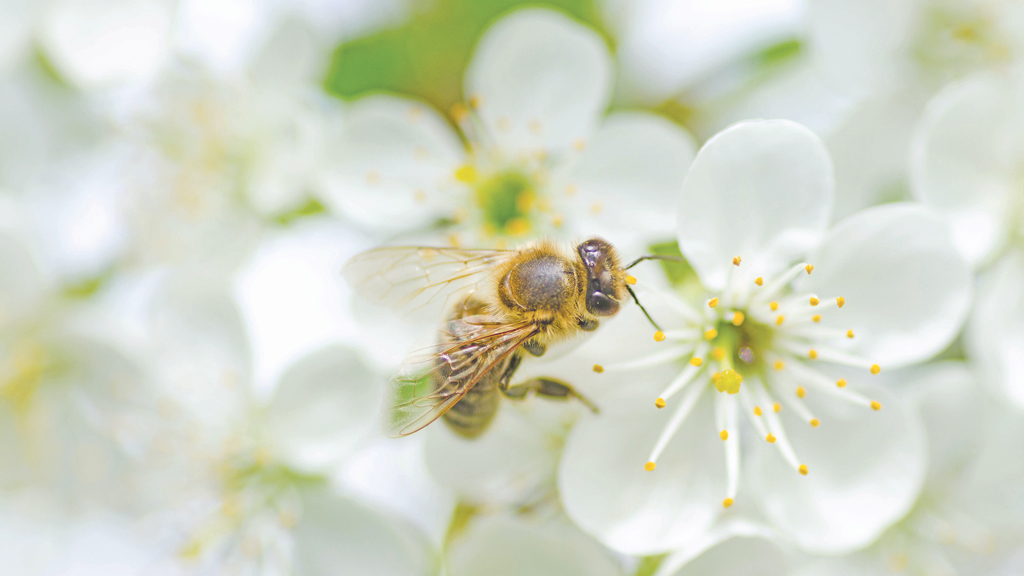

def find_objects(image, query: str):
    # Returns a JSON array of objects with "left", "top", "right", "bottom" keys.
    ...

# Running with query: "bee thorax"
[{"left": 499, "top": 254, "right": 576, "bottom": 313}]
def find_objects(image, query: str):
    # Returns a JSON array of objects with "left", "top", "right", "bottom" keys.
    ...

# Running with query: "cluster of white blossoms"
[{"left": 2, "top": 1, "right": 1023, "bottom": 575}]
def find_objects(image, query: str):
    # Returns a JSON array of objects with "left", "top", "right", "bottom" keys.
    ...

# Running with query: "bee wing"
[
  {"left": 383, "top": 319, "right": 539, "bottom": 437},
  {"left": 342, "top": 246, "right": 513, "bottom": 319}
]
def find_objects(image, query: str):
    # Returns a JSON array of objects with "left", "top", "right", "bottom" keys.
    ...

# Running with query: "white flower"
[
  {"left": 319, "top": 8, "right": 695, "bottom": 253},
  {"left": 558, "top": 120, "right": 972, "bottom": 555}
]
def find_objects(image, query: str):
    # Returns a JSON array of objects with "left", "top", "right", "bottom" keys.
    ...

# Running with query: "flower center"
[
  {"left": 469, "top": 169, "right": 537, "bottom": 237},
  {"left": 911, "top": 3, "right": 1012, "bottom": 82}
]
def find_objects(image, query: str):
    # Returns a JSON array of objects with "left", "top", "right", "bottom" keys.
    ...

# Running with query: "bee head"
[{"left": 577, "top": 238, "right": 624, "bottom": 317}]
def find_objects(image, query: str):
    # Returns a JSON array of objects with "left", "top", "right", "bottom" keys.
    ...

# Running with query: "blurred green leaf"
[{"left": 648, "top": 240, "right": 698, "bottom": 287}]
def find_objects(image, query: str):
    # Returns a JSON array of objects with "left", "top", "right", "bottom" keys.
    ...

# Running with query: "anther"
[
  {"left": 871, "top": 400, "right": 882, "bottom": 411},
  {"left": 720, "top": 430, "right": 729, "bottom": 441},
  {"left": 836, "top": 379, "right": 846, "bottom": 388},
  {"left": 766, "top": 433, "right": 776, "bottom": 443},
  {"left": 690, "top": 358, "right": 703, "bottom": 367},
  {"left": 732, "top": 256, "right": 741, "bottom": 266},
  {"left": 709, "top": 298, "right": 719, "bottom": 308},
  {"left": 847, "top": 330, "right": 854, "bottom": 338},
  {"left": 714, "top": 370, "right": 743, "bottom": 394},
  {"left": 810, "top": 419, "right": 820, "bottom": 428},
  {"left": 796, "top": 387, "right": 806, "bottom": 398},
  {"left": 755, "top": 277, "right": 763, "bottom": 286},
  {"left": 592, "top": 364, "right": 604, "bottom": 373},
  {"left": 774, "top": 361, "right": 784, "bottom": 370},
  {"left": 454, "top": 165, "right": 477, "bottom": 183},
  {"left": 711, "top": 347, "right": 725, "bottom": 360},
  {"left": 655, "top": 398, "right": 666, "bottom": 409},
  {"left": 704, "top": 329, "right": 718, "bottom": 340},
  {"left": 770, "top": 302, "right": 779, "bottom": 311},
  {"left": 870, "top": 364, "right": 881, "bottom": 375},
  {"left": 731, "top": 312, "right": 745, "bottom": 326},
  {"left": 805, "top": 265, "right": 814, "bottom": 274},
  {"left": 644, "top": 462, "right": 656, "bottom": 471},
  {"left": 654, "top": 331, "right": 666, "bottom": 342},
  {"left": 808, "top": 349, "right": 818, "bottom": 360},
  {"left": 626, "top": 276, "right": 637, "bottom": 285},
  {"left": 776, "top": 315, "right": 785, "bottom": 326},
  {"left": 468, "top": 95, "right": 482, "bottom": 108},
  {"left": 799, "top": 464, "right": 809, "bottom": 475},
  {"left": 836, "top": 296, "right": 845, "bottom": 308},
  {"left": 450, "top": 103, "right": 469, "bottom": 121},
  {"left": 812, "top": 315, "right": 821, "bottom": 323},
  {"left": 773, "top": 403, "right": 781, "bottom": 412},
  {"left": 809, "top": 297, "right": 820, "bottom": 306},
  {"left": 723, "top": 498, "right": 734, "bottom": 508},
  {"left": 754, "top": 406, "right": 762, "bottom": 416}
]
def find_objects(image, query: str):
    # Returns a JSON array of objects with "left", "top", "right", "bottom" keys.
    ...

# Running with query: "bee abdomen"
[
  {"left": 443, "top": 379, "right": 500, "bottom": 438},
  {"left": 499, "top": 254, "right": 576, "bottom": 313}
]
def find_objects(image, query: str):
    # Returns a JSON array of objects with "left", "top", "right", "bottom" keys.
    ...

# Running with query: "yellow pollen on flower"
[
  {"left": 505, "top": 218, "right": 531, "bottom": 236},
  {"left": 805, "top": 265, "right": 814, "bottom": 274},
  {"left": 712, "top": 347, "right": 726, "bottom": 360},
  {"left": 836, "top": 379, "right": 847, "bottom": 388},
  {"left": 837, "top": 296, "right": 845, "bottom": 308},
  {"left": 714, "top": 369, "right": 743, "bottom": 394},
  {"left": 847, "top": 330, "right": 854, "bottom": 338},
  {"left": 720, "top": 430, "right": 729, "bottom": 441},
  {"left": 755, "top": 277, "right": 763, "bottom": 286},
  {"left": 732, "top": 312, "right": 745, "bottom": 326},
  {"left": 776, "top": 315, "right": 785, "bottom": 326},
  {"left": 723, "top": 498, "right": 734, "bottom": 508},
  {"left": 654, "top": 331, "right": 666, "bottom": 342},
  {"left": 812, "top": 315, "right": 821, "bottom": 323},
  {"left": 774, "top": 361, "right": 784, "bottom": 370},
  {"left": 799, "top": 464, "right": 809, "bottom": 475},
  {"left": 810, "top": 419, "right": 820, "bottom": 428},
  {"left": 770, "top": 302, "right": 779, "bottom": 311},
  {"left": 468, "top": 94, "right": 482, "bottom": 108},
  {"left": 644, "top": 461, "right": 656, "bottom": 471},
  {"left": 690, "top": 358, "right": 703, "bottom": 367},
  {"left": 871, "top": 364, "right": 881, "bottom": 375},
  {"left": 625, "top": 275, "right": 637, "bottom": 285},
  {"left": 655, "top": 398, "right": 666, "bottom": 409},
  {"left": 773, "top": 403, "right": 781, "bottom": 412},
  {"left": 450, "top": 103, "right": 469, "bottom": 121},
  {"left": 754, "top": 406, "right": 762, "bottom": 416},
  {"left": 732, "top": 256, "right": 741, "bottom": 266},
  {"left": 709, "top": 298, "right": 719, "bottom": 308},
  {"left": 573, "top": 139, "right": 586, "bottom": 151},
  {"left": 552, "top": 214, "right": 564, "bottom": 228},
  {"left": 592, "top": 364, "right": 604, "bottom": 373},
  {"left": 808, "top": 349, "right": 818, "bottom": 360},
  {"left": 591, "top": 202, "right": 603, "bottom": 214},
  {"left": 766, "top": 433, "right": 776, "bottom": 443},
  {"left": 796, "top": 387, "right": 806, "bottom": 398},
  {"left": 704, "top": 329, "right": 718, "bottom": 340},
  {"left": 454, "top": 165, "right": 477, "bottom": 183},
  {"left": 809, "top": 297, "right": 820, "bottom": 306},
  {"left": 871, "top": 400, "right": 882, "bottom": 411}
]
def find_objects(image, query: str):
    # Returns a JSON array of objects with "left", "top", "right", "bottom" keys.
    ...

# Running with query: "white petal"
[
  {"left": 263, "top": 346, "right": 381, "bottom": 472},
  {"left": 293, "top": 490, "right": 438, "bottom": 576},
  {"left": 678, "top": 120, "right": 834, "bottom": 290},
  {"left": 317, "top": 94, "right": 464, "bottom": 232},
  {"left": 559, "top": 112, "right": 696, "bottom": 252},
  {"left": 803, "top": 203, "right": 972, "bottom": 368},
  {"left": 446, "top": 515, "right": 621, "bottom": 576},
  {"left": 0, "top": 228, "right": 44, "bottom": 324},
  {"left": 559, "top": 393, "right": 726, "bottom": 555},
  {"left": 749, "top": 385, "right": 927, "bottom": 554},
  {"left": 967, "top": 249, "right": 1024, "bottom": 408},
  {"left": 465, "top": 9, "right": 612, "bottom": 155},
  {"left": 910, "top": 74, "right": 1019, "bottom": 266},
  {"left": 656, "top": 530, "right": 792, "bottom": 576}
]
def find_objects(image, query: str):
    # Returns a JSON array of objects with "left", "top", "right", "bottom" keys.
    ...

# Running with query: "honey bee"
[{"left": 343, "top": 238, "right": 664, "bottom": 438}]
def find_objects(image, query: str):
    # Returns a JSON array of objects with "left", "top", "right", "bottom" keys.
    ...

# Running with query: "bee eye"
[{"left": 587, "top": 291, "right": 619, "bottom": 316}]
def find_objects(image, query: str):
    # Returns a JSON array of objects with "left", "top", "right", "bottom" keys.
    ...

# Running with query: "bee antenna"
[
  {"left": 626, "top": 284, "right": 662, "bottom": 332},
  {"left": 624, "top": 254, "right": 689, "bottom": 270}
]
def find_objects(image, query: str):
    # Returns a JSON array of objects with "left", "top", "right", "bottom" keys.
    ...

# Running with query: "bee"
[{"left": 343, "top": 238, "right": 667, "bottom": 438}]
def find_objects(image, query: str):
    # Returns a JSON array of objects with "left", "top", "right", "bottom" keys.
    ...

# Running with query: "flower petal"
[
  {"left": 318, "top": 94, "right": 465, "bottom": 233},
  {"left": 803, "top": 203, "right": 972, "bottom": 368},
  {"left": 465, "top": 9, "right": 612, "bottom": 155},
  {"left": 656, "top": 530, "right": 792, "bottom": 576},
  {"left": 678, "top": 120, "right": 834, "bottom": 290},
  {"left": 910, "top": 74, "right": 1018, "bottom": 266},
  {"left": 967, "top": 249, "right": 1024, "bottom": 408},
  {"left": 559, "top": 393, "right": 726, "bottom": 555},
  {"left": 749, "top": 385, "right": 927, "bottom": 554}
]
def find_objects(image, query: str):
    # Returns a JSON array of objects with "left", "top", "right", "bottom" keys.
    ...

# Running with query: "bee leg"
[
  {"left": 522, "top": 339, "right": 546, "bottom": 357},
  {"left": 578, "top": 318, "right": 599, "bottom": 332},
  {"left": 498, "top": 353, "right": 523, "bottom": 389},
  {"left": 502, "top": 377, "right": 600, "bottom": 414}
]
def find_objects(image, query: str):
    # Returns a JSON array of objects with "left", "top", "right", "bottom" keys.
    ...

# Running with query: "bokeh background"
[{"left": 1, "top": 0, "right": 1023, "bottom": 574}]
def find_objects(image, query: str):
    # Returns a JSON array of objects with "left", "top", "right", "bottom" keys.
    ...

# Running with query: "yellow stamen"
[
  {"left": 836, "top": 379, "right": 846, "bottom": 388},
  {"left": 654, "top": 331, "right": 666, "bottom": 342},
  {"left": 774, "top": 361, "right": 784, "bottom": 370},
  {"left": 770, "top": 302, "right": 779, "bottom": 311},
  {"left": 773, "top": 403, "right": 781, "bottom": 412},
  {"left": 836, "top": 296, "right": 845, "bottom": 308},
  {"left": 809, "top": 297, "right": 819, "bottom": 306},
  {"left": 755, "top": 277, "right": 763, "bottom": 286},
  {"left": 704, "top": 329, "right": 718, "bottom": 340},
  {"left": 805, "top": 265, "right": 814, "bottom": 274},
  {"left": 690, "top": 358, "right": 703, "bottom": 367},
  {"left": 720, "top": 430, "right": 729, "bottom": 441},
  {"left": 731, "top": 312, "right": 745, "bottom": 326},
  {"left": 454, "top": 165, "right": 477, "bottom": 183},
  {"left": 812, "top": 315, "right": 821, "bottom": 323},
  {"left": 655, "top": 398, "right": 666, "bottom": 409},
  {"left": 592, "top": 364, "right": 604, "bottom": 373},
  {"left": 625, "top": 275, "right": 637, "bottom": 285},
  {"left": 644, "top": 461, "right": 656, "bottom": 471},
  {"left": 732, "top": 256, "right": 741, "bottom": 266},
  {"left": 711, "top": 347, "right": 725, "bottom": 360},
  {"left": 847, "top": 330, "right": 854, "bottom": 338},
  {"left": 708, "top": 298, "right": 719, "bottom": 308},
  {"left": 799, "top": 464, "right": 808, "bottom": 475},
  {"left": 505, "top": 218, "right": 531, "bottom": 236},
  {"left": 468, "top": 95, "right": 482, "bottom": 108},
  {"left": 871, "top": 400, "right": 882, "bottom": 411},
  {"left": 754, "top": 406, "right": 762, "bottom": 416},
  {"left": 810, "top": 419, "right": 820, "bottom": 428},
  {"left": 808, "top": 349, "right": 818, "bottom": 360},
  {"left": 723, "top": 498, "right": 734, "bottom": 508},
  {"left": 871, "top": 364, "right": 881, "bottom": 375},
  {"left": 775, "top": 315, "right": 785, "bottom": 326},
  {"left": 591, "top": 202, "right": 603, "bottom": 214},
  {"left": 766, "top": 433, "right": 776, "bottom": 443},
  {"left": 572, "top": 139, "right": 586, "bottom": 151},
  {"left": 713, "top": 369, "right": 743, "bottom": 394},
  {"left": 450, "top": 103, "right": 469, "bottom": 121},
  {"left": 796, "top": 387, "right": 806, "bottom": 398}
]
